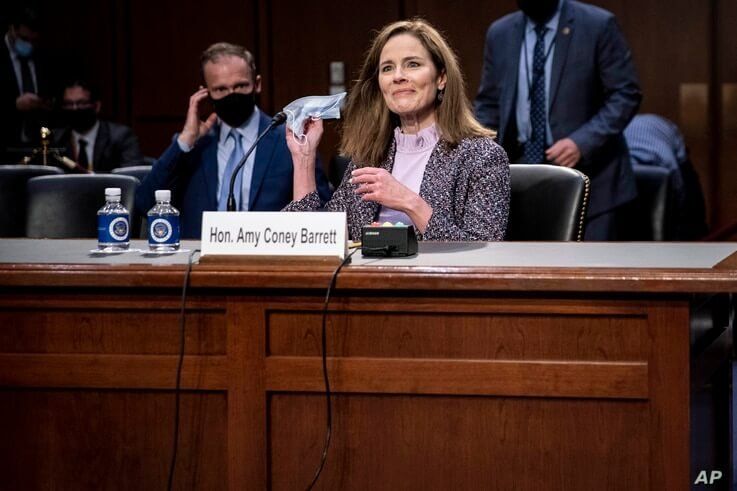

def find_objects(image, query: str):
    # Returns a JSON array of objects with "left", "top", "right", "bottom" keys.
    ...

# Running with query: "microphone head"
[{"left": 271, "top": 112, "right": 287, "bottom": 125}]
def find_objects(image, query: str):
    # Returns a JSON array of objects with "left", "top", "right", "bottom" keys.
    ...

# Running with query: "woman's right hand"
[{"left": 288, "top": 118, "right": 322, "bottom": 200}]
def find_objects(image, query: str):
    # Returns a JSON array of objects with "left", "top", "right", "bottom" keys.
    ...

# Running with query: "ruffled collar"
[{"left": 393, "top": 123, "right": 439, "bottom": 154}]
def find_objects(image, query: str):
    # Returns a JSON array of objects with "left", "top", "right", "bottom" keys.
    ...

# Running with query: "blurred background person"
[
  {"left": 53, "top": 78, "right": 143, "bottom": 173},
  {"left": 285, "top": 19, "right": 510, "bottom": 242},
  {"left": 1, "top": 5, "right": 53, "bottom": 159},
  {"left": 624, "top": 113, "right": 708, "bottom": 240},
  {"left": 475, "top": 0, "right": 641, "bottom": 240}
]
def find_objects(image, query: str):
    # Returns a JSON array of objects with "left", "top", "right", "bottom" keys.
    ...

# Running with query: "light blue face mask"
[
  {"left": 13, "top": 38, "right": 33, "bottom": 58},
  {"left": 283, "top": 92, "right": 346, "bottom": 144}
]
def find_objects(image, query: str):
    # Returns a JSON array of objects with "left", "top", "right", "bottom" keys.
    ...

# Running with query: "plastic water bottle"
[
  {"left": 147, "top": 189, "right": 180, "bottom": 251},
  {"left": 97, "top": 187, "right": 130, "bottom": 251}
]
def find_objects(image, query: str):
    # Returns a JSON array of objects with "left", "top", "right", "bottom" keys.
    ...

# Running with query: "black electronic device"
[{"left": 361, "top": 224, "right": 418, "bottom": 257}]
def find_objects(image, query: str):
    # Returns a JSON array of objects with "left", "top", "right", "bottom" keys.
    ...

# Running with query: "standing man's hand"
[
  {"left": 15, "top": 93, "right": 46, "bottom": 111},
  {"left": 546, "top": 138, "right": 581, "bottom": 168},
  {"left": 179, "top": 87, "right": 217, "bottom": 148}
]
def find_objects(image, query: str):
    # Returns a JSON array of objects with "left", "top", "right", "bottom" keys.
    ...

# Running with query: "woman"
[{"left": 285, "top": 19, "right": 510, "bottom": 241}]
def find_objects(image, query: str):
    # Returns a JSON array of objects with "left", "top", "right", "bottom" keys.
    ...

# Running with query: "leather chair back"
[
  {"left": 329, "top": 155, "right": 351, "bottom": 190},
  {"left": 0, "top": 165, "right": 63, "bottom": 237},
  {"left": 507, "top": 164, "right": 590, "bottom": 241},
  {"left": 618, "top": 165, "right": 674, "bottom": 241},
  {"left": 112, "top": 165, "right": 152, "bottom": 183},
  {"left": 26, "top": 174, "right": 139, "bottom": 238}
]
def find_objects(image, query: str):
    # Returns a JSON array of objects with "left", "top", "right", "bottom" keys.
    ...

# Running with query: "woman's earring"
[{"left": 437, "top": 88, "right": 445, "bottom": 102}]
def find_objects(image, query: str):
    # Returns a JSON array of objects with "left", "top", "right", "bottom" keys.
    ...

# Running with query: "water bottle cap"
[
  {"left": 155, "top": 190, "right": 171, "bottom": 201},
  {"left": 105, "top": 187, "right": 121, "bottom": 197}
]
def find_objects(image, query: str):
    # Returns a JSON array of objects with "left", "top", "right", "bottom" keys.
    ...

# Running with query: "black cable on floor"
[
  {"left": 306, "top": 248, "right": 358, "bottom": 490},
  {"left": 167, "top": 248, "right": 199, "bottom": 491}
]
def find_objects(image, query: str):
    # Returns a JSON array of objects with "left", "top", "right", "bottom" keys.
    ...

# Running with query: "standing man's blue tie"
[{"left": 523, "top": 24, "right": 548, "bottom": 164}]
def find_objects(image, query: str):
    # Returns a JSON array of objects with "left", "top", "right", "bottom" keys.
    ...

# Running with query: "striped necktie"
[
  {"left": 218, "top": 130, "right": 244, "bottom": 211},
  {"left": 523, "top": 24, "right": 548, "bottom": 164}
]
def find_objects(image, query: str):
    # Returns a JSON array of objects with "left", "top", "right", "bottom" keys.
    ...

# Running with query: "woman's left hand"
[
  {"left": 350, "top": 167, "right": 414, "bottom": 209},
  {"left": 352, "top": 167, "right": 433, "bottom": 233}
]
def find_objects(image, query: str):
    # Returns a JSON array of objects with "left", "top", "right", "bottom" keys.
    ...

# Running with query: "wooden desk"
[{"left": 0, "top": 240, "right": 735, "bottom": 490}]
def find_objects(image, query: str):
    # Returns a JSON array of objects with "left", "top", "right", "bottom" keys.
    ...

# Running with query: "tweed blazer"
[{"left": 285, "top": 135, "right": 510, "bottom": 241}]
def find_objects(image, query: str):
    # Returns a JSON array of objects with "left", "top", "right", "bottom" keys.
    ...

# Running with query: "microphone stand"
[{"left": 226, "top": 112, "right": 287, "bottom": 212}]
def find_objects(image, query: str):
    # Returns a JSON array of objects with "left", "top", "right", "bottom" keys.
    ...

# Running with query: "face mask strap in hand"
[
  {"left": 283, "top": 92, "right": 347, "bottom": 146},
  {"left": 284, "top": 113, "right": 321, "bottom": 146}
]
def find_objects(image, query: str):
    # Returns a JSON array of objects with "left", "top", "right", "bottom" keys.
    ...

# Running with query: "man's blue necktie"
[
  {"left": 524, "top": 24, "right": 548, "bottom": 164},
  {"left": 218, "top": 129, "right": 244, "bottom": 211}
]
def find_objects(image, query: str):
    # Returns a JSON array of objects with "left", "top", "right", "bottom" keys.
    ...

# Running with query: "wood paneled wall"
[{"left": 27, "top": 0, "right": 736, "bottom": 231}]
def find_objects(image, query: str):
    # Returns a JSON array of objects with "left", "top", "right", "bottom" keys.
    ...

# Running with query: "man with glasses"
[
  {"left": 136, "top": 42, "right": 332, "bottom": 239},
  {"left": 53, "top": 79, "right": 143, "bottom": 172}
]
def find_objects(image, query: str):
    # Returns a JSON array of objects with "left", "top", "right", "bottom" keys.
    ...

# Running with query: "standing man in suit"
[
  {"left": 53, "top": 79, "right": 144, "bottom": 172},
  {"left": 0, "top": 6, "right": 53, "bottom": 158},
  {"left": 136, "top": 42, "right": 332, "bottom": 238},
  {"left": 475, "top": 0, "right": 642, "bottom": 240}
]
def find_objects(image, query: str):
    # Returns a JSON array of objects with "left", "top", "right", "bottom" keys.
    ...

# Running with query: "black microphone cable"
[
  {"left": 306, "top": 246, "right": 359, "bottom": 491},
  {"left": 167, "top": 248, "right": 200, "bottom": 491},
  {"left": 227, "top": 112, "right": 288, "bottom": 211}
]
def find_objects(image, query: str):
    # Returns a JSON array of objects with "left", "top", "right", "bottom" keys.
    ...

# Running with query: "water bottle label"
[
  {"left": 98, "top": 214, "right": 130, "bottom": 243},
  {"left": 149, "top": 216, "right": 180, "bottom": 244}
]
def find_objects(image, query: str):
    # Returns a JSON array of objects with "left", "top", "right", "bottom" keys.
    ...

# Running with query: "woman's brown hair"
[{"left": 340, "top": 18, "right": 494, "bottom": 166}]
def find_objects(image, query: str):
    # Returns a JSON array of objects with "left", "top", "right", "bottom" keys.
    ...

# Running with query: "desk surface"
[{"left": 1, "top": 239, "right": 737, "bottom": 293}]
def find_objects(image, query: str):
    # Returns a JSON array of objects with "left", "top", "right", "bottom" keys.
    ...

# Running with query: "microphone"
[{"left": 226, "top": 112, "right": 288, "bottom": 212}]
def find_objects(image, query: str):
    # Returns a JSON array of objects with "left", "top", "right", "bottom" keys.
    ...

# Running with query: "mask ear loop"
[
  {"left": 284, "top": 109, "right": 308, "bottom": 146},
  {"left": 294, "top": 116, "right": 323, "bottom": 146}
]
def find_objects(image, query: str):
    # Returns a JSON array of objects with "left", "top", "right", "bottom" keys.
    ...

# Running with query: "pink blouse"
[{"left": 377, "top": 124, "right": 440, "bottom": 226}]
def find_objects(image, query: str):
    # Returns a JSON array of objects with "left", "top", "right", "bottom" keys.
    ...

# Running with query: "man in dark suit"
[
  {"left": 0, "top": 7, "right": 53, "bottom": 158},
  {"left": 136, "top": 42, "right": 332, "bottom": 238},
  {"left": 53, "top": 79, "right": 144, "bottom": 172},
  {"left": 475, "top": 0, "right": 642, "bottom": 240}
]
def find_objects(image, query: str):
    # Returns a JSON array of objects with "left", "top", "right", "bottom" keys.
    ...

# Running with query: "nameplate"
[{"left": 200, "top": 211, "right": 347, "bottom": 259}]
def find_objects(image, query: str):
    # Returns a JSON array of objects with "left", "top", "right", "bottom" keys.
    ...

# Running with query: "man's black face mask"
[
  {"left": 63, "top": 108, "right": 97, "bottom": 133},
  {"left": 517, "top": 0, "right": 559, "bottom": 24},
  {"left": 210, "top": 92, "right": 255, "bottom": 128}
]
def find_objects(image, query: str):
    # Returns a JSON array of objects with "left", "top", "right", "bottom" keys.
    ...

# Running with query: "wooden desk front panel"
[
  {"left": 0, "top": 291, "right": 229, "bottom": 490},
  {"left": 255, "top": 294, "right": 688, "bottom": 490},
  {"left": 0, "top": 290, "right": 690, "bottom": 490}
]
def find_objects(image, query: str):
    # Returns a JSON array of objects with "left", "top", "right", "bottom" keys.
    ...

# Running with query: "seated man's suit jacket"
[{"left": 52, "top": 120, "right": 144, "bottom": 173}]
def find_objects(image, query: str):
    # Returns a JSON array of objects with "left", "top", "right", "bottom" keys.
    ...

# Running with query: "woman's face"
[{"left": 378, "top": 33, "right": 446, "bottom": 129}]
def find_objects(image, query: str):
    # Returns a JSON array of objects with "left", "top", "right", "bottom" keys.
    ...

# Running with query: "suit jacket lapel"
[
  {"left": 418, "top": 140, "right": 448, "bottom": 209},
  {"left": 248, "top": 113, "right": 275, "bottom": 210},
  {"left": 549, "top": 2, "right": 574, "bottom": 113},
  {"left": 52, "top": 127, "right": 73, "bottom": 159},
  {"left": 1, "top": 42, "right": 19, "bottom": 97},
  {"left": 501, "top": 15, "right": 526, "bottom": 140},
  {"left": 93, "top": 121, "right": 109, "bottom": 170},
  {"left": 201, "top": 127, "right": 220, "bottom": 208}
]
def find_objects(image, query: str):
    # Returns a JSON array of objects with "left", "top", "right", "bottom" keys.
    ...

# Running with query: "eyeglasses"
[{"left": 61, "top": 100, "right": 94, "bottom": 110}]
